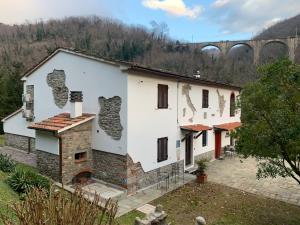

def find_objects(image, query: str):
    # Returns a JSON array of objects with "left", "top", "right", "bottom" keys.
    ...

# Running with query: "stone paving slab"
[
  {"left": 81, "top": 182, "right": 125, "bottom": 200},
  {"left": 0, "top": 146, "right": 37, "bottom": 167},
  {"left": 117, "top": 174, "right": 195, "bottom": 217},
  {"left": 206, "top": 157, "right": 300, "bottom": 206},
  {"left": 137, "top": 204, "right": 156, "bottom": 214}
]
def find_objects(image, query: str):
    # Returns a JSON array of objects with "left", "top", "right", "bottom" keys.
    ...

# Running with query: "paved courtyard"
[
  {"left": 207, "top": 156, "right": 300, "bottom": 206},
  {"left": 0, "top": 146, "right": 37, "bottom": 167}
]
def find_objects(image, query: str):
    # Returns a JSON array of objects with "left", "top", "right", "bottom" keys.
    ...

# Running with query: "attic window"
[{"left": 75, "top": 152, "right": 87, "bottom": 163}]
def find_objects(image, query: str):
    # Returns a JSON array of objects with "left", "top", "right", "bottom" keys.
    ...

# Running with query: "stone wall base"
[
  {"left": 92, "top": 150, "right": 127, "bottom": 187},
  {"left": 139, "top": 161, "right": 184, "bottom": 190},
  {"left": 194, "top": 150, "right": 215, "bottom": 163},
  {"left": 92, "top": 149, "right": 185, "bottom": 195},
  {"left": 36, "top": 150, "right": 60, "bottom": 182},
  {"left": 4, "top": 133, "right": 35, "bottom": 153}
]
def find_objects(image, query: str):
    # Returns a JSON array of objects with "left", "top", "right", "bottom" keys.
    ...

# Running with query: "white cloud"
[
  {"left": 212, "top": 0, "right": 230, "bottom": 8},
  {"left": 209, "top": 0, "right": 300, "bottom": 34},
  {"left": 142, "top": 0, "right": 203, "bottom": 19}
]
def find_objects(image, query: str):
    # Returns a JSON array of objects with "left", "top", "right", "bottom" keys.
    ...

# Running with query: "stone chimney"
[{"left": 70, "top": 91, "right": 83, "bottom": 118}]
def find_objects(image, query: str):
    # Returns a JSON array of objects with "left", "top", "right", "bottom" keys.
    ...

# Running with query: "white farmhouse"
[{"left": 2, "top": 48, "right": 241, "bottom": 193}]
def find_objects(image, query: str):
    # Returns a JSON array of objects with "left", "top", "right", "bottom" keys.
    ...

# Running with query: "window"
[
  {"left": 75, "top": 152, "right": 87, "bottom": 162},
  {"left": 202, "top": 131, "right": 207, "bottom": 147},
  {"left": 230, "top": 93, "right": 235, "bottom": 117},
  {"left": 158, "top": 84, "right": 168, "bottom": 108},
  {"left": 202, "top": 90, "right": 209, "bottom": 108},
  {"left": 157, "top": 137, "right": 168, "bottom": 162}
]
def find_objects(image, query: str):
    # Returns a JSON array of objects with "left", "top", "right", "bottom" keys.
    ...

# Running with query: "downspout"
[
  {"left": 54, "top": 132, "right": 63, "bottom": 184},
  {"left": 177, "top": 81, "right": 179, "bottom": 124}
]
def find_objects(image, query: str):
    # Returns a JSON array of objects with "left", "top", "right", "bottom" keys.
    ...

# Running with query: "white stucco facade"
[
  {"left": 5, "top": 51, "right": 128, "bottom": 155},
  {"left": 2, "top": 49, "right": 241, "bottom": 175},
  {"left": 127, "top": 73, "right": 241, "bottom": 172},
  {"left": 35, "top": 131, "right": 59, "bottom": 155}
]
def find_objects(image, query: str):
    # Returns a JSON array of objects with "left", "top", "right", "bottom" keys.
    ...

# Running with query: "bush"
[
  {"left": 6, "top": 168, "right": 50, "bottom": 194},
  {"left": 196, "top": 159, "right": 208, "bottom": 175},
  {"left": 0, "top": 154, "right": 16, "bottom": 173},
  {"left": 0, "top": 186, "right": 118, "bottom": 225}
]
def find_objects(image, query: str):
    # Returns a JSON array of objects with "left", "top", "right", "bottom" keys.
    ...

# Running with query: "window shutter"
[
  {"left": 157, "top": 137, "right": 168, "bottom": 162},
  {"left": 202, "top": 90, "right": 209, "bottom": 108},
  {"left": 158, "top": 84, "right": 168, "bottom": 108}
]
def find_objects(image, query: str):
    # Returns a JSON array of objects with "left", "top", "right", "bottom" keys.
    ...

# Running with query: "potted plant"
[{"left": 195, "top": 159, "right": 208, "bottom": 183}]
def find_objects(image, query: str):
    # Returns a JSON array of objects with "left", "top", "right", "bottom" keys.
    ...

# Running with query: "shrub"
[
  {"left": 6, "top": 168, "right": 50, "bottom": 194},
  {"left": 0, "top": 186, "right": 118, "bottom": 225},
  {"left": 0, "top": 154, "right": 16, "bottom": 173},
  {"left": 196, "top": 159, "right": 207, "bottom": 175}
]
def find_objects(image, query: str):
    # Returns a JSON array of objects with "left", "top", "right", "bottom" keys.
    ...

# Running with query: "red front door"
[{"left": 215, "top": 131, "right": 222, "bottom": 159}]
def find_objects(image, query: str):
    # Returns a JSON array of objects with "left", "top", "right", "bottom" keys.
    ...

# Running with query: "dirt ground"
[{"left": 148, "top": 181, "right": 300, "bottom": 225}]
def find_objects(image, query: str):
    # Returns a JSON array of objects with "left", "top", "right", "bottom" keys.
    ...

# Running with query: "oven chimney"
[{"left": 70, "top": 91, "right": 83, "bottom": 118}]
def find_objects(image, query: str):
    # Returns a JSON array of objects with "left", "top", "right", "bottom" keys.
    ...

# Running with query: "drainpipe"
[{"left": 54, "top": 132, "right": 63, "bottom": 184}]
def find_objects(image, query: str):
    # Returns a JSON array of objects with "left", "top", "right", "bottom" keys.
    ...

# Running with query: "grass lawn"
[
  {"left": 0, "top": 162, "right": 37, "bottom": 224},
  {"left": 119, "top": 181, "right": 300, "bottom": 225},
  {"left": 0, "top": 135, "right": 4, "bottom": 146},
  {"left": 0, "top": 171, "right": 19, "bottom": 223}
]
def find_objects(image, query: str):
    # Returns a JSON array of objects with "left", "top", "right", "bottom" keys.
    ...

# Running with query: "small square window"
[{"left": 75, "top": 152, "right": 87, "bottom": 162}]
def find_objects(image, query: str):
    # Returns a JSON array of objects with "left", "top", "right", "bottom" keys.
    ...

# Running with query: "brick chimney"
[{"left": 70, "top": 91, "right": 83, "bottom": 118}]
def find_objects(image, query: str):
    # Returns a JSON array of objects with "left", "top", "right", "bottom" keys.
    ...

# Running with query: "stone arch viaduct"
[{"left": 190, "top": 37, "right": 300, "bottom": 64}]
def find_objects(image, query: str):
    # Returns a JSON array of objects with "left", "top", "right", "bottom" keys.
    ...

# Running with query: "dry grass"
[
  {"left": 148, "top": 181, "right": 300, "bottom": 225},
  {"left": 0, "top": 186, "right": 118, "bottom": 225}
]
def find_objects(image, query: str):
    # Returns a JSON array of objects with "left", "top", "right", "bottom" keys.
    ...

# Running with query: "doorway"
[
  {"left": 185, "top": 133, "right": 193, "bottom": 167},
  {"left": 215, "top": 131, "right": 222, "bottom": 159}
]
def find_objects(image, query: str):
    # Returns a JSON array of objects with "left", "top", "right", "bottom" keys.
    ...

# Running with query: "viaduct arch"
[{"left": 189, "top": 37, "right": 300, "bottom": 64}]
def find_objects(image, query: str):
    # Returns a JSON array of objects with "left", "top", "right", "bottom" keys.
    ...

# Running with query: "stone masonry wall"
[
  {"left": 127, "top": 154, "right": 184, "bottom": 194},
  {"left": 47, "top": 70, "right": 69, "bottom": 109},
  {"left": 98, "top": 96, "right": 123, "bottom": 140},
  {"left": 92, "top": 150, "right": 127, "bottom": 187},
  {"left": 36, "top": 150, "right": 60, "bottom": 181},
  {"left": 60, "top": 121, "right": 93, "bottom": 184},
  {"left": 4, "top": 133, "right": 35, "bottom": 153},
  {"left": 92, "top": 151, "right": 184, "bottom": 195},
  {"left": 194, "top": 150, "right": 215, "bottom": 163}
]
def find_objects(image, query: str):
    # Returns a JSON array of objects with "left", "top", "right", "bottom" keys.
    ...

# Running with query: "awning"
[
  {"left": 180, "top": 124, "right": 212, "bottom": 132},
  {"left": 214, "top": 122, "right": 241, "bottom": 131},
  {"left": 28, "top": 113, "right": 95, "bottom": 133}
]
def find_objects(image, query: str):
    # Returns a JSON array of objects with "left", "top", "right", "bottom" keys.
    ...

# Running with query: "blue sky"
[{"left": 1, "top": 0, "right": 300, "bottom": 42}]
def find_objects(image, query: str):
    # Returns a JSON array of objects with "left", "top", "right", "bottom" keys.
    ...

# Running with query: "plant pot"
[{"left": 196, "top": 174, "right": 207, "bottom": 184}]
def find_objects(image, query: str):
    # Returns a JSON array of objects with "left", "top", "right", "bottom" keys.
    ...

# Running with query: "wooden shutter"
[
  {"left": 202, "top": 131, "right": 207, "bottom": 147},
  {"left": 157, "top": 137, "right": 168, "bottom": 162},
  {"left": 158, "top": 84, "right": 168, "bottom": 108},
  {"left": 202, "top": 90, "right": 209, "bottom": 108},
  {"left": 230, "top": 93, "right": 235, "bottom": 117}
]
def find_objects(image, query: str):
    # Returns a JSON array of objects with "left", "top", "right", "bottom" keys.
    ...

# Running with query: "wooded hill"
[{"left": 0, "top": 15, "right": 299, "bottom": 132}]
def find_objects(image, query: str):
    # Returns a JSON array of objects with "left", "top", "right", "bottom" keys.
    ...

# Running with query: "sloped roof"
[
  {"left": 21, "top": 48, "right": 241, "bottom": 91},
  {"left": 214, "top": 122, "right": 241, "bottom": 131},
  {"left": 28, "top": 113, "right": 95, "bottom": 133},
  {"left": 181, "top": 124, "right": 212, "bottom": 132},
  {"left": 1, "top": 108, "right": 23, "bottom": 122}
]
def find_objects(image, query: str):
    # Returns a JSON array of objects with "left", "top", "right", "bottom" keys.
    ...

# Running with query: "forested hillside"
[
  {"left": 0, "top": 14, "right": 298, "bottom": 132},
  {"left": 255, "top": 14, "right": 300, "bottom": 39}
]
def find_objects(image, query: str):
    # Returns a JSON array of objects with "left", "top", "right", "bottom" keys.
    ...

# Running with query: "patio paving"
[
  {"left": 206, "top": 156, "right": 300, "bottom": 206},
  {"left": 0, "top": 146, "right": 37, "bottom": 167},
  {"left": 116, "top": 173, "right": 195, "bottom": 217}
]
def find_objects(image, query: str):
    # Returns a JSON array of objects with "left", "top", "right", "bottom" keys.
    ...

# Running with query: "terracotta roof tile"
[
  {"left": 181, "top": 124, "right": 212, "bottom": 132},
  {"left": 28, "top": 113, "right": 95, "bottom": 133},
  {"left": 214, "top": 122, "right": 241, "bottom": 131}
]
